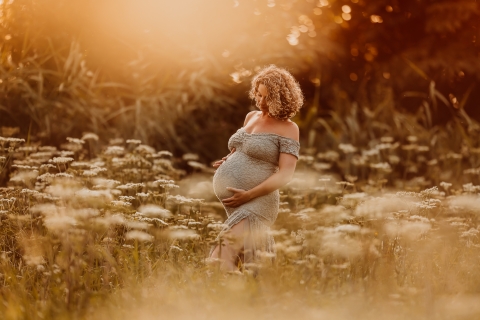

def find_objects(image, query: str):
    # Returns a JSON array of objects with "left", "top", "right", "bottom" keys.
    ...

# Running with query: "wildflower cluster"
[{"left": 2, "top": 131, "right": 480, "bottom": 319}]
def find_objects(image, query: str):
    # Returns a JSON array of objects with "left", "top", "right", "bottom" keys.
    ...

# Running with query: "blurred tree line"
[{"left": 0, "top": 0, "right": 479, "bottom": 162}]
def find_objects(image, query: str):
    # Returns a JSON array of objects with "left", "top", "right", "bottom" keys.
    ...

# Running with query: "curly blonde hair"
[{"left": 248, "top": 65, "right": 304, "bottom": 120}]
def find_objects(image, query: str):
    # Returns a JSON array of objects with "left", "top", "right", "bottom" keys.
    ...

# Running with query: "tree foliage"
[{"left": 0, "top": 0, "right": 478, "bottom": 160}]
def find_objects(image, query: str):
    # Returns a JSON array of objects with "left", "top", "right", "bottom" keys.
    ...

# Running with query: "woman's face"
[{"left": 255, "top": 83, "right": 269, "bottom": 112}]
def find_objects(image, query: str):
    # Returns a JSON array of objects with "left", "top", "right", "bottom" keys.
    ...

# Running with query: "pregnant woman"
[{"left": 210, "top": 65, "right": 303, "bottom": 271}]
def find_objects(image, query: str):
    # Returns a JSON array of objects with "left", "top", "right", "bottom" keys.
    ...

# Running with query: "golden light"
[
  {"left": 386, "top": 6, "right": 393, "bottom": 12},
  {"left": 318, "top": 0, "right": 329, "bottom": 8},
  {"left": 342, "top": 5, "right": 351, "bottom": 14},
  {"left": 313, "top": 8, "right": 323, "bottom": 15},
  {"left": 370, "top": 15, "right": 384, "bottom": 23},
  {"left": 383, "top": 72, "right": 391, "bottom": 79},
  {"left": 350, "top": 73, "right": 358, "bottom": 81},
  {"left": 350, "top": 48, "right": 359, "bottom": 56},
  {"left": 287, "top": 34, "right": 299, "bottom": 46},
  {"left": 342, "top": 13, "right": 352, "bottom": 21},
  {"left": 334, "top": 16, "right": 344, "bottom": 24},
  {"left": 291, "top": 26, "right": 301, "bottom": 37}
]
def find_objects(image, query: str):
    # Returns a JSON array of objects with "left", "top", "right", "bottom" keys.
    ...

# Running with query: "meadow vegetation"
[
  {"left": 1, "top": 0, "right": 480, "bottom": 319},
  {"left": 2, "top": 121, "right": 480, "bottom": 319}
]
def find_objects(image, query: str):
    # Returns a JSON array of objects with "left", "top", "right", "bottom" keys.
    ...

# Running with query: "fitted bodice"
[{"left": 227, "top": 127, "right": 300, "bottom": 165}]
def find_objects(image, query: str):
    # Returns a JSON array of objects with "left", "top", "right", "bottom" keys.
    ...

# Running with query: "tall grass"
[{"left": 2, "top": 126, "right": 480, "bottom": 319}]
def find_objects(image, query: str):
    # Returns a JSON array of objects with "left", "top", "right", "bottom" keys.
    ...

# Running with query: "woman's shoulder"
[
  {"left": 243, "top": 110, "right": 260, "bottom": 126},
  {"left": 277, "top": 121, "right": 299, "bottom": 142}
]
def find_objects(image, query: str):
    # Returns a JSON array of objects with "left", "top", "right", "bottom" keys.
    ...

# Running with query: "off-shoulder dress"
[{"left": 211, "top": 127, "right": 300, "bottom": 263}]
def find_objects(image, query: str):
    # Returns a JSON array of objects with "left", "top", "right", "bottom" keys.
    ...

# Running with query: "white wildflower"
[
  {"left": 448, "top": 195, "right": 480, "bottom": 213},
  {"left": 59, "top": 151, "right": 75, "bottom": 157},
  {"left": 157, "top": 151, "right": 173, "bottom": 157},
  {"left": 462, "top": 183, "right": 480, "bottom": 193},
  {"left": 154, "top": 179, "right": 175, "bottom": 186},
  {"left": 81, "top": 132, "right": 99, "bottom": 141},
  {"left": 126, "top": 139, "right": 142, "bottom": 145},
  {"left": 338, "top": 143, "right": 357, "bottom": 154},
  {"left": 9, "top": 170, "right": 39, "bottom": 183},
  {"left": 312, "top": 162, "right": 332, "bottom": 171},
  {"left": 370, "top": 162, "right": 392, "bottom": 172},
  {"left": 333, "top": 224, "right": 361, "bottom": 233},
  {"left": 355, "top": 195, "right": 415, "bottom": 220},
  {"left": 167, "top": 194, "right": 203, "bottom": 205},
  {"left": 316, "top": 150, "right": 339, "bottom": 162},
  {"left": 95, "top": 214, "right": 125, "bottom": 227},
  {"left": 20, "top": 189, "right": 39, "bottom": 196},
  {"left": 23, "top": 255, "right": 45, "bottom": 266},
  {"left": 111, "top": 200, "right": 131, "bottom": 207},
  {"left": 446, "top": 152, "right": 462, "bottom": 160},
  {"left": 317, "top": 205, "right": 352, "bottom": 225},
  {"left": 92, "top": 178, "right": 121, "bottom": 189},
  {"left": 137, "top": 204, "right": 172, "bottom": 218},
  {"left": 119, "top": 196, "right": 135, "bottom": 202},
  {"left": 320, "top": 231, "right": 363, "bottom": 259},
  {"left": 50, "top": 157, "right": 74, "bottom": 164},
  {"left": 168, "top": 228, "right": 200, "bottom": 240},
  {"left": 182, "top": 153, "right": 199, "bottom": 161},
  {"left": 207, "top": 223, "right": 226, "bottom": 231},
  {"left": 187, "top": 161, "right": 206, "bottom": 170},
  {"left": 136, "top": 192, "right": 150, "bottom": 199},
  {"left": 125, "top": 220, "right": 150, "bottom": 230},
  {"left": 125, "top": 230, "right": 153, "bottom": 242},
  {"left": 104, "top": 146, "right": 125, "bottom": 156},
  {"left": 66, "top": 137, "right": 85, "bottom": 145},
  {"left": 363, "top": 148, "right": 379, "bottom": 157},
  {"left": 460, "top": 228, "right": 479, "bottom": 238},
  {"left": 75, "top": 188, "right": 113, "bottom": 203},
  {"left": 36, "top": 207, "right": 77, "bottom": 232},
  {"left": 11, "top": 165, "right": 37, "bottom": 170},
  {"left": 384, "top": 220, "right": 431, "bottom": 241},
  {"left": 117, "top": 183, "right": 145, "bottom": 191}
]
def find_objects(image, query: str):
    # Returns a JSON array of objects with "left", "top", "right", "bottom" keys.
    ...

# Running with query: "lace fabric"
[{"left": 211, "top": 127, "right": 300, "bottom": 263}]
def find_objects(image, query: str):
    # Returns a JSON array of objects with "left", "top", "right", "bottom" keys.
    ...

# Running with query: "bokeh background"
[
  {"left": 3, "top": 2, "right": 480, "bottom": 319},
  {"left": 1, "top": 0, "right": 479, "bottom": 162}
]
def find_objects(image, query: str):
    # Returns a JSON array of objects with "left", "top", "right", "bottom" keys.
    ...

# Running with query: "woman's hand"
[
  {"left": 212, "top": 148, "right": 236, "bottom": 168},
  {"left": 222, "top": 187, "right": 252, "bottom": 207}
]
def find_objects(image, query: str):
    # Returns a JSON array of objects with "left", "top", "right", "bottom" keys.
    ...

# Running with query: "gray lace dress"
[{"left": 211, "top": 127, "right": 300, "bottom": 263}]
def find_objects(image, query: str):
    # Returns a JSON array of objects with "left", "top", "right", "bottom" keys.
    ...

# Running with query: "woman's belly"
[{"left": 212, "top": 151, "right": 276, "bottom": 200}]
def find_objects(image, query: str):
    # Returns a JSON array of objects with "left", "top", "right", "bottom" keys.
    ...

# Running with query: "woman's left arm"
[{"left": 221, "top": 153, "right": 297, "bottom": 207}]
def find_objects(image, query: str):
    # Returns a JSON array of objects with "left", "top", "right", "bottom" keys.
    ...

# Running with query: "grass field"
[{"left": 1, "top": 131, "right": 480, "bottom": 320}]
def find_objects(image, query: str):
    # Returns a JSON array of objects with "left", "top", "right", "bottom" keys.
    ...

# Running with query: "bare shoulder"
[
  {"left": 279, "top": 121, "right": 299, "bottom": 142},
  {"left": 243, "top": 110, "right": 260, "bottom": 126}
]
